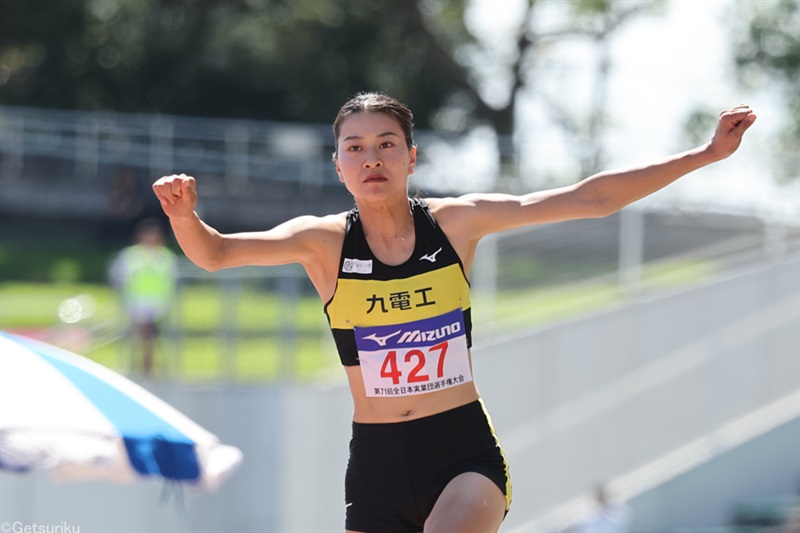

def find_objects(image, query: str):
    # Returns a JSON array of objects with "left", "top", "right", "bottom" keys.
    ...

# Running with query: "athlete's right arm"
[{"left": 152, "top": 174, "right": 338, "bottom": 272}]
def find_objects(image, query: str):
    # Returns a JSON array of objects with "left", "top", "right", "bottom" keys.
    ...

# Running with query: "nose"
[{"left": 362, "top": 147, "right": 382, "bottom": 169}]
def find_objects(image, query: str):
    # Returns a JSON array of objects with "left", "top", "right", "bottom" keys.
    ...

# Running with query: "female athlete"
[{"left": 153, "top": 93, "right": 755, "bottom": 533}]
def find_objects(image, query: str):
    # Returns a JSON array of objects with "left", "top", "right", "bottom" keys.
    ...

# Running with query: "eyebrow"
[{"left": 342, "top": 131, "right": 400, "bottom": 143}]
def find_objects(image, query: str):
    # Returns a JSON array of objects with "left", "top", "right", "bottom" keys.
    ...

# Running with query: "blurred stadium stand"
[
  {"left": 3, "top": 104, "right": 796, "bottom": 285},
  {"left": 0, "top": 105, "right": 354, "bottom": 230},
  {"left": 3, "top": 104, "right": 795, "bottom": 240}
]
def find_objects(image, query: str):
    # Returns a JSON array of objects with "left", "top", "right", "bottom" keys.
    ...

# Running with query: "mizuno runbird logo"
[
  {"left": 419, "top": 247, "right": 443, "bottom": 263},
  {"left": 363, "top": 330, "right": 402, "bottom": 347}
]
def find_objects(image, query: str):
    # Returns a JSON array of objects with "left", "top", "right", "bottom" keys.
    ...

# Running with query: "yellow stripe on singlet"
[{"left": 326, "top": 263, "right": 471, "bottom": 330}]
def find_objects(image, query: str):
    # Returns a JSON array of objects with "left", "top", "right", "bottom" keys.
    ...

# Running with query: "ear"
[
  {"left": 333, "top": 155, "right": 345, "bottom": 183},
  {"left": 408, "top": 146, "right": 417, "bottom": 174}
]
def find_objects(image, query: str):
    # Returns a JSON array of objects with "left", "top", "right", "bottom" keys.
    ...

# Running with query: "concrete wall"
[
  {"left": 493, "top": 255, "right": 800, "bottom": 530},
  {"left": 628, "top": 415, "right": 800, "bottom": 531},
  {"left": 1, "top": 255, "right": 798, "bottom": 532}
]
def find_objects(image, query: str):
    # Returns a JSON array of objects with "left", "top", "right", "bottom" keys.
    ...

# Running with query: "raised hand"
[
  {"left": 707, "top": 104, "right": 757, "bottom": 161},
  {"left": 152, "top": 174, "right": 198, "bottom": 220}
]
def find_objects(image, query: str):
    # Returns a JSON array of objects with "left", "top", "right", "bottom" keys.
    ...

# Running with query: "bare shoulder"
[
  {"left": 425, "top": 194, "right": 502, "bottom": 237},
  {"left": 289, "top": 211, "right": 347, "bottom": 233},
  {"left": 220, "top": 211, "right": 348, "bottom": 270},
  {"left": 420, "top": 196, "right": 484, "bottom": 254},
  {"left": 425, "top": 193, "right": 506, "bottom": 212},
  {"left": 286, "top": 212, "right": 347, "bottom": 251},
  {"left": 425, "top": 195, "right": 480, "bottom": 219},
  {"left": 257, "top": 211, "right": 342, "bottom": 236},
  {"left": 427, "top": 190, "right": 580, "bottom": 236},
  {"left": 273, "top": 212, "right": 347, "bottom": 300},
  {"left": 314, "top": 211, "right": 347, "bottom": 242}
]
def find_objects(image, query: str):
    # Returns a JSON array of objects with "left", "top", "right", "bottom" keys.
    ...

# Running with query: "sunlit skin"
[
  {"left": 152, "top": 103, "right": 756, "bottom": 533},
  {"left": 334, "top": 112, "right": 419, "bottom": 266},
  {"left": 335, "top": 111, "right": 417, "bottom": 206}
]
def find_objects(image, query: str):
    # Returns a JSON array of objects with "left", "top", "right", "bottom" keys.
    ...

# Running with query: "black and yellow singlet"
[{"left": 324, "top": 198, "right": 472, "bottom": 378}]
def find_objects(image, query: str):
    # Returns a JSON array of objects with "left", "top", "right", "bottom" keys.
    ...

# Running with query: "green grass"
[
  {"left": 0, "top": 257, "right": 717, "bottom": 382},
  {"left": 0, "top": 279, "right": 338, "bottom": 383},
  {"left": 0, "top": 283, "right": 122, "bottom": 327},
  {"left": 475, "top": 257, "right": 718, "bottom": 332}
]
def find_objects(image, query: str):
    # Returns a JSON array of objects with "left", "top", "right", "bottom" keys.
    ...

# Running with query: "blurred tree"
[
  {"left": 397, "top": 0, "right": 664, "bottom": 185},
  {"left": 0, "top": 0, "right": 91, "bottom": 109},
  {"left": 0, "top": 0, "right": 463, "bottom": 126},
  {"left": 732, "top": 0, "right": 799, "bottom": 181},
  {"left": 0, "top": 0, "right": 662, "bottom": 184}
]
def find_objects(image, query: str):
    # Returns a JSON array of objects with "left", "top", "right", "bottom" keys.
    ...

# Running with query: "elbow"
[
  {"left": 200, "top": 263, "right": 221, "bottom": 273},
  {"left": 585, "top": 190, "right": 620, "bottom": 219},
  {"left": 188, "top": 242, "right": 228, "bottom": 272},
  {"left": 596, "top": 200, "right": 624, "bottom": 218},
  {"left": 189, "top": 256, "right": 224, "bottom": 273},
  {"left": 573, "top": 181, "right": 618, "bottom": 219},
  {"left": 201, "top": 260, "right": 226, "bottom": 273}
]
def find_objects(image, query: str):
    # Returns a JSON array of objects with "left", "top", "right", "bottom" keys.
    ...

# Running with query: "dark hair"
[{"left": 332, "top": 92, "right": 415, "bottom": 159}]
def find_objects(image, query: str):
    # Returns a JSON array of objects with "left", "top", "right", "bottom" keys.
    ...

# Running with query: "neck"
[{"left": 357, "top": 196, "right": 414, "bottom": 241}]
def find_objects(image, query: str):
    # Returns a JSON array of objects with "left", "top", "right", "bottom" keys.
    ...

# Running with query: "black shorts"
[{"left": 344, "top": 399, "right": 512, "bottom": 533}]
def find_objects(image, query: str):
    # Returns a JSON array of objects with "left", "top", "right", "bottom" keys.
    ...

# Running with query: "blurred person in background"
[
  {"left": 109, "top": 218, "right": 177, "bottom": 377},
  {"left": 152, "top": 93, "right": 755, "bottom": 533},
  {"left": 569, "top": 484, "right": 631, "bottom": 533},
  {"left": 99, "top": 166, "right": 146, "bottom": 243}
]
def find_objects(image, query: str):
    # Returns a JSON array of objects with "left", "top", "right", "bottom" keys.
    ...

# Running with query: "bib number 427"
[
  {"left": 379, "top": 341, "right": 448, "bottom": 385},
  {"left": 355, "top": 309, "right": 473, "bottom": 396}
]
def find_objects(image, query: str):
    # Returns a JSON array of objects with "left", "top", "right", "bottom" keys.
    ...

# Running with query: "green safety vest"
[{"left": 118, "top": 244, "right": 176, "bottom": 308}]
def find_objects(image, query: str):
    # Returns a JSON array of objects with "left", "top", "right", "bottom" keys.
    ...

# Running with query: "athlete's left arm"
[{"left": 439, "top": 105, "right": 756, "bottom": 238}]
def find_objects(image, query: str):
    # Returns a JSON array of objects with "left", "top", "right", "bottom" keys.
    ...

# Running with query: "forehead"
[{"left": 338, "top": 112, "right": 402, "bottom": 142}]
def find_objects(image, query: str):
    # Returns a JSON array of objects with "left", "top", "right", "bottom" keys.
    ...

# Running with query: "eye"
[
  {"left": 380, "top": 141, "right": 394, "bottom": 149},
  {"left": 346, "top": 145, "right": 362, "bottom": 152}
]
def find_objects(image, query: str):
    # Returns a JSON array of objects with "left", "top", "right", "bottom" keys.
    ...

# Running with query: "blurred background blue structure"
[{"left": 1, "top": 0, "right": 799, "bottom": 531}]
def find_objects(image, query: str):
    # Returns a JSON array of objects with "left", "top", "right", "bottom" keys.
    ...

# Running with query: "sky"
[
  {"left": 422, "top": 0, "right": 799, "bottom": 223},
  {"left": 601, "top": 0, "right": 797, "bottom": 221}
]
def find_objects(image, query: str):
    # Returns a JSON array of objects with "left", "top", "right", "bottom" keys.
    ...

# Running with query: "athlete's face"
[{"left": 334, "top": 112, "right": 416, "bottom": 201}]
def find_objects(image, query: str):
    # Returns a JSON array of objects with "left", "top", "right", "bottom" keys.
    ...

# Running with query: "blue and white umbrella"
[{"left": 0, "top": 331, "right": 242, "bottom": 490}]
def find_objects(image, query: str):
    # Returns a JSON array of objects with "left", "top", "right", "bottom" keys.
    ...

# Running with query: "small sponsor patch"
[
  {"left": 355, "top": 309, "right": 464, "bottom": 350},
  {"left": 342, "top": 258, "right": 373, "bottom": 274}
]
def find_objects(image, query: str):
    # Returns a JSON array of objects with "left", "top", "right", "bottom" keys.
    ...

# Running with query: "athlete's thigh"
[{"left": 423, "top": 472, "right": 506, "bottom": 533}]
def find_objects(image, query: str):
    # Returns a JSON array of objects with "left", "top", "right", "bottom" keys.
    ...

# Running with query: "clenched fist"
[
  {"left": 707, "top": 104, "right": 757, "bottom": 162},
  {"left": 152, "top": 174, "right": 198, "bottom": 220}
]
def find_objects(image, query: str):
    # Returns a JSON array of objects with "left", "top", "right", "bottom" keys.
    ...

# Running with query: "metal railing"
[{"left": 0, "top": 105, "right": 335, "bottom": 187}]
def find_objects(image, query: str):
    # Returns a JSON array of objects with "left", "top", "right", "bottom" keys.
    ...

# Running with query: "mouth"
[{"left": 364, "top": 174, "right": 388, "bottom": 183}]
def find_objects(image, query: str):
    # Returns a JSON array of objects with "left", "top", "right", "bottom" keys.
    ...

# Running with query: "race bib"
[{"left": 354, "top": 309, "right": 473, "bottom": 397}]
